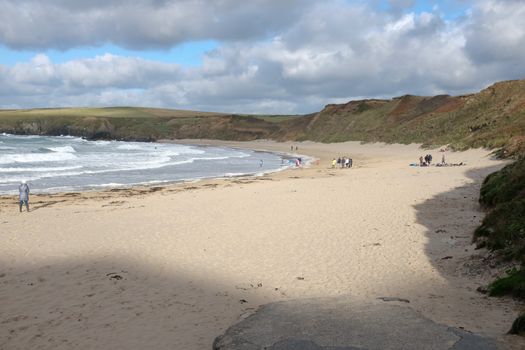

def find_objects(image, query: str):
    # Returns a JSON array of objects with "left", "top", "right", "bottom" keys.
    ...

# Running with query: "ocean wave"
[
  {"left": 93, "top": 140, "right": 112, "bottom": 146},
  {"left": 89, "top": 182, "right": 126, "bottom": 188},
  {"left": 1, "top": 158, "right": 188, "bottom": 182},
  {"left": 223, "top": 172, "right": 249, "bottom": 177},
  {"left": 0, "top": 135, "right": 285, "bottom": 193},
  {"left": 0, "top": 169, "right": 92, "bottom": 183},
  {"left": 0, "top": 152, "right": 77, "bottom": 164},
  {"left": 48, "top": 146, "right": 76, "bottom": 153},
  {"left": 0, "top": 165, "right": 83, "bottom": 173},
  {"left": 160, "top": 145, "right": 205, "bottom": 155},
  {"left": 178, "top": 147, "right": 205, "bottom": 155},
  {"left": 56, "top": 135, "right": 84, "bottom": 141},
  {"left": 116, "top": 144, "right": 144, "bottom": 150}
]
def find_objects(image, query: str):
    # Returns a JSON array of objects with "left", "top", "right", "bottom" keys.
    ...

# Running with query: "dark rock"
[{"left": 476, "top": 286, "right": 489, "bottom": 294}]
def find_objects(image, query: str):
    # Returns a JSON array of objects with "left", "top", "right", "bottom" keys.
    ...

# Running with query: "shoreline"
[
  {"left": 0, "top": 136, "right": 305, "bottom": 196},
  {"left": 1, "top": 140, "right": 522, "bottom": 349}
]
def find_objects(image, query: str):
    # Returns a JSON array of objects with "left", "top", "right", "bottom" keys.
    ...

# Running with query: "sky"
[{"left": 0, "top": 0, "right": 524, "bottom": 114}]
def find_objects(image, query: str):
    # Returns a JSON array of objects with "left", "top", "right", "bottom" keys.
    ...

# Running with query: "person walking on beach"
[
  {"left": 332, "top": 158, "right": 336, "bottom": 168},
  {"left": 19, "top": 180, "right": 30, "bottom": 212},
  {"left": 259, "top": 159, "right": 264, "bottom": 167}
]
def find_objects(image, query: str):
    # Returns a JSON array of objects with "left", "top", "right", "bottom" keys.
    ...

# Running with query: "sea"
[{"left": 0, "top": 134, "right": 294, "bottom": 194}]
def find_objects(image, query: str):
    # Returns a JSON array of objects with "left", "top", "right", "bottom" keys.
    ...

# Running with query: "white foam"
[
  {"left": 117, "top": 144, "right": 144, "bottom": 150},
  {"left": 0, "top": 170, "right": 89, "bottom": 183},
  {"left": 0, "top": 165, "right": 83, "bottom": 173},
  {"left": 164, "top": 146, "right": 204, "bottom": 155},
  {"left": 93, "top": 140, "right": 112, "bottom": 146},
  {"left": 48, "top": 146, "right": 76, "bottom": 153},
  {"left": 0, "top": 152, "right": 77, "bottom": 164},
  {"left": 90, "top": 182, "right": 126, "bottom": 188},
  {"left": 223, "top": 172, "right": 248, "bottom": 177}
]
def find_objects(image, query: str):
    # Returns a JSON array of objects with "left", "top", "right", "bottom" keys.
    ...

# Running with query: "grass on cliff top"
[
  {"left": 247, "top": 115, "right": 302, "bottom": 123},
  {"left": 0, "top": 107, "right": 224, "bottom": 119}
]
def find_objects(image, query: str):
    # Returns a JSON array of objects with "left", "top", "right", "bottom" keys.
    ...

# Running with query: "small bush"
[
  {"left": 489, "top": 267, "right": 525, "bottom": 299},
  {"left": 479, "top": 158, "right": 525, "bottom": 207},
  {"left": 509, "top": 314, "right": 525, "bottom": 335}
]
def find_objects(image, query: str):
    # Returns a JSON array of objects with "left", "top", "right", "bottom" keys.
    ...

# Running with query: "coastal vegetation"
[
  {"left": 287, "top": 79, "right": 525, "bottom": 157},
  {"left": 475, "top": 157, "right": 525, "bottom": 333},
  {"left": 476, "top": 157, "right": 525, "bottom": 262}
]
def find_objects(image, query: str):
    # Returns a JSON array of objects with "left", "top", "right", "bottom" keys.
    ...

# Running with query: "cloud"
[
  {"left": 0, "top": 0, "right": 524, "bottom": 114},
  {"left": 464, "top": 0, "right": 525, "bottom": 66},
  {"left": 388, "top": 0, "right": 416, "bottom": 14},
  {"left": 0, "top": 0, "right": 314, "bottom": 50}
]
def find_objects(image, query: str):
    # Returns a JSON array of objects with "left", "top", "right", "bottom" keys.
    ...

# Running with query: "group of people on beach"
[
  {"left": 417, "top": 153, "right": 464, "bottom": 167},
  {"left": 332, "top": 157, "right": 353, "bottom": 168},
  {"left": 419, "top": 154, "right": 434, "bottom": 166}
]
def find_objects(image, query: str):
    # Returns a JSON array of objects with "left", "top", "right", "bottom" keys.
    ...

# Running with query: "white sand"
[{"left": 0, "top": 141, "right": 522, "bottom": 349}]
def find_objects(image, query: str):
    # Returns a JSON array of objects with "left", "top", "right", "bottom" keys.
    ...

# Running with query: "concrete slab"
[{"left": 213, "top": 297, "right": 504, "bottom": 350}]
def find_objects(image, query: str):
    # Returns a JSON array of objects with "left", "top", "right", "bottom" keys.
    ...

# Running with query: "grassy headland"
[
  {"left": 0, "top": 107, "right": 290, "bottom": 141},
  {"left": 1, "top": 79, "right": 525, "bottom": 156},
  {"left": 289, "top": 79, "right": 525, "bottom": 157}
]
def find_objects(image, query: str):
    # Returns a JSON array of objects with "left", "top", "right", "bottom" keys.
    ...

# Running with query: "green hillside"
[
  {"left": 1, "top": 79, "right": 524, "bottom": 156},
  {"left": 289, "top": 79, "right": 525, "bottom": 157}
]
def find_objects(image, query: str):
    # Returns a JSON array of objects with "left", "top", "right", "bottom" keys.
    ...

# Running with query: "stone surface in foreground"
[{"left": 213, "top": 297, "right": 503, "bottom": 350}]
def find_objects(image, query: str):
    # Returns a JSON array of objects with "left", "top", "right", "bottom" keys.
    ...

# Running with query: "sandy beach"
[{"left": 0, "top": 140, "right": 523, "bottom": 349}]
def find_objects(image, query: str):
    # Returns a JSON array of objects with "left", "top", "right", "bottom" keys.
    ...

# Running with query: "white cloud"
[
  {"left": 0, "top": 0, "right": 314, "bottom": 49},
  {"left": 464, "top": 0, "right": 525, "bottom": 65},
  {"left": 0, "top": 0, "right": 524, "bottom": 113}
]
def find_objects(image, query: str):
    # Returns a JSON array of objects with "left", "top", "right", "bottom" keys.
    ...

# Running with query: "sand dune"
[{"left": 0, "top": 141, "right": 522, "bottom": 349}]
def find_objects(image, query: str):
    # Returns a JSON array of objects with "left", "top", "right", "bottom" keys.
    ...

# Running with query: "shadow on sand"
[{"left": 0, "top": 255, "right": 264, "bottom": 350}]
